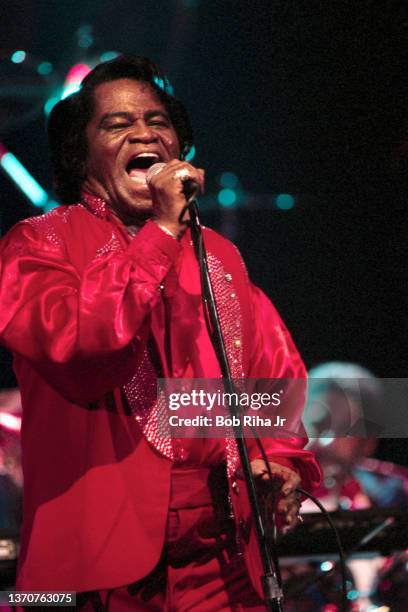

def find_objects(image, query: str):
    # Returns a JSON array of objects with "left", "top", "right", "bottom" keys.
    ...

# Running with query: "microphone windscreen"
[{"left": 145, "top": 162, "right": 166, "bottom": 185}]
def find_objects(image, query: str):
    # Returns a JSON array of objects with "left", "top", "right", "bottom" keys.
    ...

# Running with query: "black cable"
[
  {"left": 293, "top": 488, "right": 348, "bottom": 611},
  {"left": 251, "top": 432, "right": 348, "bottom": 611}
]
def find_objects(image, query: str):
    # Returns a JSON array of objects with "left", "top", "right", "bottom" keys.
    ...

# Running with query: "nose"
[{"left": 127, "top": 120, "right": 158, "bottom": 143}]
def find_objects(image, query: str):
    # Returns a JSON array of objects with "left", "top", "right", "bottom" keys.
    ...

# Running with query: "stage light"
[
  {"left": 1, "top": 152, "right": 48, "bottom": 206},
  {"left": 61, "top": 63, "right": 91, "bottom": 99},
  {"left": 219, "top": 171, "right": 238, "bottom": 188},
  {"left": 347, "top": 590, "right": 359, "bottom": 601},
  {"left": 11, "top": 50, "right": 26, "bottom": 64},
  {"left": 184, "top": 145, "right": 196, "bottom": 161},
  {"left": 218, "top": 188, "right": 237, "bottom": 207},
  {"left": 44, "top": 62, "right": 92, "bottom": 115},
  {"left": 44, "top": 95, "right": 60, "bottom": 115},
  {"left": 43, "top": 200, "right": 59, "bottom": 212},
  {"left": 61, "top": 83, "right": 81, "bottom": 99},
  {"left": 99, "top": 51, "right": 120, "bottom": 62},
  {"left": 320, "top": 561, "right": 334, "bottom": 572},
  {"left": 0, "top": 145, "right": 57, "bottom": 210},
  {"left": 154, "top": 76, "right": 174, "bottom": 95},
  {"left": 77, "top": 25, "right": 93, "bottom": 49},
  {"left": 37, "top": 61, "right": 53, "bottom": 76},
  {"left": 0, "top": 412, "right": 21, "bottom": 433},
  {"left": 276, "top": 193, "right": 295, "bottom": 210},
  {"left": 318, "top": 434, "right": 334, "bottom": 447}
]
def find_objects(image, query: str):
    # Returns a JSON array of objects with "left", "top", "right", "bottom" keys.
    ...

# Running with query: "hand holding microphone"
[{"left": 146, "top": 159, "right": 204, "bottom": 239}]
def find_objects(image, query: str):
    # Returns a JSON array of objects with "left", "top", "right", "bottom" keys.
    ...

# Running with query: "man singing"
[{"left": 0, "top": 56, "right": 320, "bottom": 610}]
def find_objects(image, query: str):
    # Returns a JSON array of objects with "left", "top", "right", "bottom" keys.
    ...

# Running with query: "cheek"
[
  {"left": 161, "top": 133, "right": 180, "bottom": 156},
  {"left": 88, "top": 143, "right": 117, "bottom": 174},
  {"left": 162, "top": 135, "right": 174, "bottom": 147}
]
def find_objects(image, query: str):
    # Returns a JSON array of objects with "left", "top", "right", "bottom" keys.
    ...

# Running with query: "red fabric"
[
  {"left": 79, "top": 508, "right": 265, "bottom": 611},
  {"left": 77, "top": 466, "right": 265, "bottom": 611},
  {"left": 0, "top": 194, "right": 321, "bottom": 595}
]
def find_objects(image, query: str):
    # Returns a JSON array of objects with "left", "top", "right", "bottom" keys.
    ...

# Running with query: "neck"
[
  {"left": 108, "top": 206, "right": 151, "bottom": 229},
  {"left": 81, "top": 182, "right": 152, "bottom": 228}
]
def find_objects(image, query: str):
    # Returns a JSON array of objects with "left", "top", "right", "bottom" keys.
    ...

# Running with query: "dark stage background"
[{"left": 0, "top": 1, "right": 407, "bottom": 464}]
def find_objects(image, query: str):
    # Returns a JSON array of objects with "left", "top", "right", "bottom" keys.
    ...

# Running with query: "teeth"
[{"left": 134, "top": 153, "right": 159, "bottom": 159}]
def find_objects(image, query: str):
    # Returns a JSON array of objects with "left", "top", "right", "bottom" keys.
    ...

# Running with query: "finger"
[
  {"left": 170, "top": 164, "right": 204, "bottom": 195},
  {"left": 278, "top": 506, "right": 301, "bottom": 534},
  {"left": 248, "top": 461, "right": 301, "bottom": 497},
  {"left": 251, "top": 460, "right": 289, "bottom": 479},
  {"left": 281, "top": 472, "right": 301, "bottom": 495},
  {"left": 281, "top": 517, "right": 301, "bottom": 535},
  {"left": 277, "top": 496, "right": 300, "bottom": 517},
  {"left": 276, "top": 496, "right": 296, "bottom": 513},
  {"left": 285, "top": 502, "right": 301, "bottom": 524},
  {"left": 149, "top": 163, "right": 204, "bottom": 202},
  {"left": 261, "top": 468, "right": 300, "bottom": 495}
]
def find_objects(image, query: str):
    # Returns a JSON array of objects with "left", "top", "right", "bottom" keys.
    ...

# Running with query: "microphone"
[
  {"left": 146, "top": 162, "right": 199, "bottom": 201},
  {"left": 145, "top": 161, "right": 166, "bottom": 183}
]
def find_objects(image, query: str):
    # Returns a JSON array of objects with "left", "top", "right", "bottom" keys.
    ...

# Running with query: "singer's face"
[{"left": 83, "top": 78, "right": 180, "bottom": 223}]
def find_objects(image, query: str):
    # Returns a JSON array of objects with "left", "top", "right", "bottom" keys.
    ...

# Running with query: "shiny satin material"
[{"left": 0, "top": 192, "right": 321, "bottom": 593}]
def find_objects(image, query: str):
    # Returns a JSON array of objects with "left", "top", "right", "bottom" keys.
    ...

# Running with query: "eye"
[
  {"left": 107, "top": 122, "right": 131, "bottom": 130},
  {"left": 149, "top": 119, "right": 169, "bottom": 127}
]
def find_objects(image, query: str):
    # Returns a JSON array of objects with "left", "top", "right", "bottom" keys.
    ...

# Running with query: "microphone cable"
[{"left": 252, "top": 430, "right": 348, "bottom": 612}]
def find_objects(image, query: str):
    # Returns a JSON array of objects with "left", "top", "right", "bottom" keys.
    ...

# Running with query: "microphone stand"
[{"left": 187, "top": 197, "right": 284, "bottom": 612}]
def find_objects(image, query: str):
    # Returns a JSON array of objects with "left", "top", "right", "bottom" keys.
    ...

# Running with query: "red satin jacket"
[{"left": 0, "top": 193, "right": 321, "bottom": 593}]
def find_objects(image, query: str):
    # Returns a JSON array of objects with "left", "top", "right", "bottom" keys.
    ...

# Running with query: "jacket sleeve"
[
  {"left": 0, "top": 219, "right": 180, "bottom": 404},
  {"left": 246, "top": 284, "right": 322, "bottom": 491}
]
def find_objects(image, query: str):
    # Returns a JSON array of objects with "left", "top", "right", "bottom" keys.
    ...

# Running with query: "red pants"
[{"left": 78, "top": 467, "right": 266, "bottom": 611}]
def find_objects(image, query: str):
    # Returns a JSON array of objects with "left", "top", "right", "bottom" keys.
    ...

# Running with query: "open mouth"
[{"left": 126, "top": 153, "right": 160, "bottom": 178}]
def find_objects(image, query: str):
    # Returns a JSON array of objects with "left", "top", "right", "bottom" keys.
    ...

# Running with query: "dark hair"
[{"left": 48, "top": 55, "right": 193, "bottom": 203}]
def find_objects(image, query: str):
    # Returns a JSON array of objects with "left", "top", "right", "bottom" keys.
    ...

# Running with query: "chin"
[{"left": 122, "top": 196, "right": 154, "bottom": 221}]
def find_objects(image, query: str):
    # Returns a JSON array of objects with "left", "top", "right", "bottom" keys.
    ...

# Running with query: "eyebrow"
[{"left": 99, "top": 110, "right": 170, "bottom": 126}]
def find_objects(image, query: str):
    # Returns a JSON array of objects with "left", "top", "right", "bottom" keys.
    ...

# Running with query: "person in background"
[{"left": 301, "top": 361, "right": 407, "bottom": 611}]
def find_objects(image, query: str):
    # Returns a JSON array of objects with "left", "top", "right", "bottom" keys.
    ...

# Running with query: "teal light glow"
[
  {"left": 37, "top": 61, "right": 53, "bottom": 75},
  {"left": 218, "top": 188, "right": 237, "bottom": 207},
  {"left": 1, "top": 152, "right": 48, "bottom": 207},
  {"left": 320, "top": 561, "right": 334, "bottom": 572},
  {"left": 347, "top": 590, "right": 359, "bottom": 601},
  {"left": 61, "top": 83, "right": 81, "bottom": 99},
  {"left": 78, "top": 25, "right": 93, "bottom": 49},
  {"left": 154, "top": 76, "right": 174, "bottom": 95},
  {"left": 220, "top": 171, "right": 238, "bottom": 188},
  {"left": 11, "top": 50, "right": 26, "bottom": 64},
  {"left": 319, "top": 436, "right": 334, "bottom": 447},
  {"left": 79, "top": 36, "right": 93, "bottom": 49},
  {"left": 44, "top": 95, "right": 60, "bottom": 116},
  {"left": 276, "top": 193, "right": 295, "bottom": 210},
  {"left": 43, "top": 200, "right": 59, "bottom": 212},
  {"left": 99, "top": 51, "right": 120, "bottom": 62},
  {"left": 184, "top": 145, "right": 196, "bottom": 161}
]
